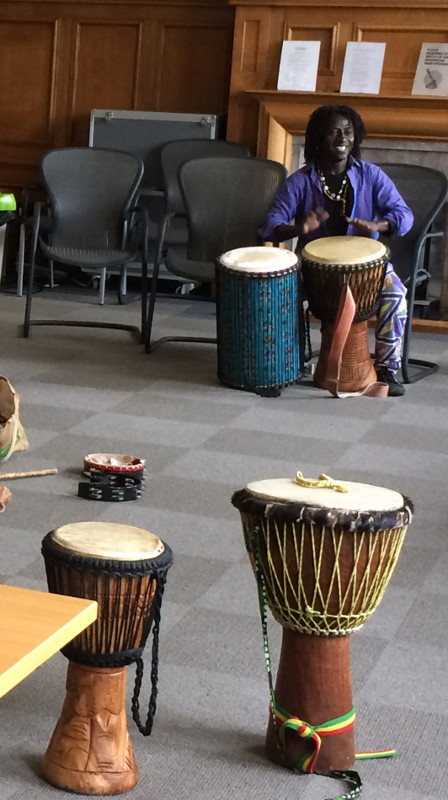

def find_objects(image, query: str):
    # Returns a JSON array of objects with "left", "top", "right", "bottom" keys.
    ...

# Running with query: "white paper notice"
[
  {"left": 412, "top": 43, "right": 448, "bottom": 96},
  {"left": 277, "top": 41, "right": 321, "bottom": 92},
  {"left": 340, "top": 42, "right": 386, "bottom": 94}
]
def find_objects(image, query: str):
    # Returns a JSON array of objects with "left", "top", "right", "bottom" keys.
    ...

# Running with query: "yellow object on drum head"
[
  {"left": 51, "top": 521, "right": 165, "bottom": 561},
  {"left": 302, "top": 235, "right": 387, "bottom": 265}
]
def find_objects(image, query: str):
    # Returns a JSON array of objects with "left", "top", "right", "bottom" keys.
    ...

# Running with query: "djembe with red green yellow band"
[{"left": 232, "top": 475, "right": 413, "bottom": 798}]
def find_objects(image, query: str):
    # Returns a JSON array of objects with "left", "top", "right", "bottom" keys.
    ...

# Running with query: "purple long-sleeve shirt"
[{"left": 259, "top": 157, "right": 413, "bottom": 243}]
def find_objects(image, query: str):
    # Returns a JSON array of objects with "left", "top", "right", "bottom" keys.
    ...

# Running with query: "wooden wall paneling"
[
  {"left": 284, "top": 22, "right": 340, "bottom": 87},
  {"left": 151, "top": 9, "right": 235, "bottom": 115},
  {"left": 0, "top": 12, "right": 73, "bottom": 186},
  {"left": 227, "top": 5, "right": 273, "bottom": 151},
  {"left": 0, "top": 19, "right": 57, "bottom": 146},
  {"left": 69, "top": 20, "right": 144, "bottom": 145},
  {"left": 280, "top": 17, "right": 341, "bottom": 94},
  {"left": 228, "top": 1, "right": 448, "bottom": 160},
  {"left": 355, "top": 23, "right": 448, "bottom": 96},
  {"left": 0, "top": 1, "right": 234, "bottom": 192}
]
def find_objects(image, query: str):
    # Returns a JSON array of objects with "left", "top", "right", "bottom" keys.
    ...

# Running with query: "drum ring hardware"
[{"left": 78, "top": 468, "right": 146, "bottom": 502}]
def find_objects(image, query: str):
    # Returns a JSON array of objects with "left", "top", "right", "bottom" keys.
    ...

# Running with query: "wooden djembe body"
[
  {"left": 232, "top": 477, "right": 413, "bottom": 774},
  {"left": 301, "top": 236, "right": 389, "bottom": 393},
  {"left": 41, "top": 521, "right": 173, "bottom": 795}
]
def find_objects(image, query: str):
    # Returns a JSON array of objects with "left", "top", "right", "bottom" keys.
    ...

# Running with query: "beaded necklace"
[{"left": 318, "top": 170, "right": 348, "bottom": 217}]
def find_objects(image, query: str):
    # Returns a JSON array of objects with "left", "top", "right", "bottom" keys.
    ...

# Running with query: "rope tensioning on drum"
[
  {"left": 263, "top": 517, "right": 405, "bottom": 635},
  {"left": 246, "top": 524, "right": 396, "bottom": 800},
  {"left": 41, "top": 532, "right": 172, "bottom": 738},
  {"left": 131, "top": 568, "right": 169, "bottom": 736},
  {"left": 255, "top": 476, "right": 407, "bottom": 635}
]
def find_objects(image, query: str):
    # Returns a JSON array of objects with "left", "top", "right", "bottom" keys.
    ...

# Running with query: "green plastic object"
[{"left": 0, "top": 193, "right": 16, "bottom": 211}]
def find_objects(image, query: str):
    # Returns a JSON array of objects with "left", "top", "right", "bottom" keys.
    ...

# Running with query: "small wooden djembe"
[{"left": 41, "top": 521, "right": 173, "bottom": 795}]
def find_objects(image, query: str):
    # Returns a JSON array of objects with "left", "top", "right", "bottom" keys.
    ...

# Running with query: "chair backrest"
[
  {"left": 40, "top": 147, "right": 144, "bottom": 249},
  {"left": 376, "top": 162, "right": 447, "bottom": 284},
  {"left": 161, "top": 139, "right": 251, "bottom": 215},
  {"left": 178, "top": 156, "right": 288, "bottom": 262}
]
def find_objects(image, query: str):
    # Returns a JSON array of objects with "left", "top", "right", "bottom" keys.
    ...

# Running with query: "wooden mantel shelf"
[
  {"left": 247, "top": 91, "right": 448, "bottom": 144},
  {"left": 230, "top": 0, "right": 448, "bottom": 6}
]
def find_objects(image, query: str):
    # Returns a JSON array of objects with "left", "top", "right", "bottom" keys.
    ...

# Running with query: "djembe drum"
[
  {"left": 300, "top": 236, "right": 389, "bottom": 394},
  {"left": 232, "top": 475, "right": 413, "bottom": 797},
  {"left": 41, "top": 521, "right": 173, "bottom": 795},
  {"left": 216, "top": 246, "right": 302, "bottom": 395}
]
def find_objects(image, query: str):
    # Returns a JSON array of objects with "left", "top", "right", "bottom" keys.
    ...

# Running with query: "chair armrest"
[
  {"left": 19, "top": 183, "right": 45, "bottom": 222},
  {"left": 424, "top": 230, "right": 443, "bottom": 240},
  {"left": 126, "top": 204, "right": 149, "bottom": 232},
  {"left": 124, "top": 205, "right": 149, "bottom": 255},
  {"left": 31, "top": 201, "right": 44, "bottom": 237}
]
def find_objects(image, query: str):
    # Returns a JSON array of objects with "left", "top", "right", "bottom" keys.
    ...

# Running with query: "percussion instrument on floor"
[
  {"left": 216, "top": 247, "right": 303, "bottom": 395},
  {"left": 79, "top": 454, "right": 146, "bottom": 502},
  {"left": 83, "top": 453, "right": 146, "bottom": 478},
  {"left": 300, "top": 236, "right": 389, "bottom": 394},
  {"left": 0, "top": 375, "right": 28, "bottom": 462},
  {"left": 41, "top": 521, "right": 173, "bottom": 795},
  {"left": 232, "top": 475, "right": 412, "bottom": 785}
]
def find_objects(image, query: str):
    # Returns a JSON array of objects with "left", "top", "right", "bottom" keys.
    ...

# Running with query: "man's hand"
[
  {"left": 346, "top": 217, "right": 390, "bottom": 235},
  {"left": 302, "top": 208, "right": 329, "bottom": 234}
]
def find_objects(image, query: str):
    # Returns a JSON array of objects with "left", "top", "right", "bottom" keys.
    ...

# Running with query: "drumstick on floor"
[{"left": 0, "top": 468, "right": 58, "bottom": 480}]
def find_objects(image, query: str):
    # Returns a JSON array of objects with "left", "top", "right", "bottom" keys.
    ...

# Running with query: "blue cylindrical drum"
[{"left": 216, "top": 247, "right": 302, "bottom": 394}]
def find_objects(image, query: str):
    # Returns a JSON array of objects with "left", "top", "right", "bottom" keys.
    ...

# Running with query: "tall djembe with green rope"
[{"left": 232, "top": 474, "right": 413, "bottom": 800}]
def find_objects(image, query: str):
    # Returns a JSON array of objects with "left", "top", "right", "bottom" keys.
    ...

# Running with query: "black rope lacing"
[
  {"left": 42, "top": 533, "right": 173, "bottom": 736},
  {"left": 131, "top": 570, "right": 167, "bottom": 735}
]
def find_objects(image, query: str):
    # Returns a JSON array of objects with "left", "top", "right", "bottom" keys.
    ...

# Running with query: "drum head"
[
  {"left": 83, "top": 453, "right": 145, "bottom": 474},
  {"left": 51, "top": 521, "right": 165, "bottom": 560},
  {"left": 302, "top": 236, "right": 387, "bottom": 265},
  {"left": 219, "top": 246, "right": 297, "bottom": 273},
  {"left": 246, "top": 477, "right": 404, "bottom": 512}
]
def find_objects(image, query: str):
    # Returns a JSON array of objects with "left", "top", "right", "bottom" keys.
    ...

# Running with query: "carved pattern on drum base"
[
  {"left": 42, "top": 663, "right": 138, "bottom": 795},
  {"left": 314, "top": 322, "right": 377, "bottom": 393}
]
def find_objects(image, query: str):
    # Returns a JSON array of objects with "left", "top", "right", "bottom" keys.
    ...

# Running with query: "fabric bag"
[{"left": 0, "top": 376, "right": 29, "bottom": 462}]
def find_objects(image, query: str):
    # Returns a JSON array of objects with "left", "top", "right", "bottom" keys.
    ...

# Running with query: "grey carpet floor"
[{"left": 0, "top": 287, "right": 447, "bottom": 800}]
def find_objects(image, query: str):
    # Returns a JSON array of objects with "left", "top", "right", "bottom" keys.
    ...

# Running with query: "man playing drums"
[{"left": 259, "top": 104, "right": 413, "bottom": 397}]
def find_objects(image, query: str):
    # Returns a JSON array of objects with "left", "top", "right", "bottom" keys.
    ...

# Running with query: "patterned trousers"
[{"left": 374, "top": 263, "right": 408, "bottom": 372}]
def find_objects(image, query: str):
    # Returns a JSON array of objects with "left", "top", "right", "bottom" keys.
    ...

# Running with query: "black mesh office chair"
[
  {"left": 145, "top": 139, "right": 251, "bottom": 294},
  {"left": 377, "top": 162, "right": 447, "bottom": 383},
  {"left": 23, "top": 147, "right": 148, "bottom": 341},
  {"left": 145, "top": 155, "right": 287, "bottom": 352}
]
